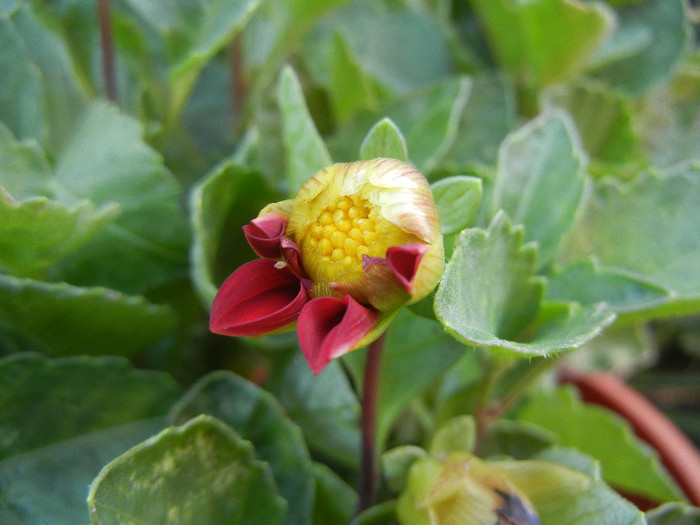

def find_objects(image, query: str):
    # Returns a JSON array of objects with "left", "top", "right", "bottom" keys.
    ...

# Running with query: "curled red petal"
[
  {"left": 386, "top": 243, "right": 429, "bottom": 294},
  {"left": 210, "top": 258, "right": 307, "bottom": 337},
  {"left": 280, "top": 237, "right": 308, "bottom": 279},
  {"left": 298, "top": 296, "right": 378, "bottom": 375},
  {"left": 243, "top": 213, "right": 288, "bottom": 258}
]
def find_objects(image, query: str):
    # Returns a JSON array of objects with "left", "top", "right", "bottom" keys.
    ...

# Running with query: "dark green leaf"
[
  {"left": 0, "top": 275, "right": 176, "bottom": 357},
  {"left": 0, "top": 419, "right": 165, "bottom": 525},
  {"left": 493, "top": 110, "right": 587, "bottom": 269},
  {"left": 52, "top": 102, "right": 189, "bottom": 294},
  {"left": 189, "top": 161, "right": 278, "bottom": 306},
  {"left": 477, "top": 419, "right": 556, "bottom": 460},
  {"left": 0, "top": 353, "right": 181, "bottom": 460},
  {"left": 169, "top": 371, "right": 314, "bottom": 525},
  {"left": 266, "top": 350, "right": 360, "bottom": 466},
  {"left": 88, "top": 415, "right": 286, "bottom": 525},
  {"left": 312, "top": 462, "right": 357, "bottom": 525},
  {"left": 518, "top": 386, "right": 684, "bottom": 503}
]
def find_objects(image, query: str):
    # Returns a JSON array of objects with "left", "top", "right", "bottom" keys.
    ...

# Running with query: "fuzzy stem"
[
  {"left": 357, "top": 333, "right": 386, "bottom": 514},
  {"left": 98, "top": 0, "right": 117, "bottom": 102}
]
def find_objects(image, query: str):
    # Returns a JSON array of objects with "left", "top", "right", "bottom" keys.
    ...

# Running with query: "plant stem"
[
  {"left": 358, "top": 333, "right": 386, "bottom": 514},
  {"left": 98, "top": 0, "right": 117, "bottom": 102}
]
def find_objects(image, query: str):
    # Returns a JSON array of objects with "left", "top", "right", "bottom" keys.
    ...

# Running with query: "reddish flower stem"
[
  {"left": 98, "top": 0, "right": 117, "bottom": 102},
  {"left": 358, "top": 333, "right": 386, "bottom": 514}
]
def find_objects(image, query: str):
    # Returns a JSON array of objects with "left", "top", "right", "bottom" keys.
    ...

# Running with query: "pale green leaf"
[
  {"left": 0, "top": 14, "right": 46, "bottom": 145},
  {"left": 435, "top": 213, "right": 614, "bottom": 355},
  {"left": 277, "top": 66, "right": 332, "bottom": 196},
  {"left": 0, "top": 353, "right": 181, "bottom": 460},
  {"left": 543, "top": 82, "right": 644, "bottom": 169},
  {"left": 52, "top": 102, "right": 189, "bottom": 293},
  {"left": 518, "top": 386, "right": 684, "bottom": 503},
  {"left": 0, "top": 122, "right": 51, "bottom": 198},
  {"left": 431, "top": 175, "right": 482, "bottom": 235},
  {"left": 546, "top": 259, "right": 671, "bottom": 317},
  {"left": 189, "top": 161, "right": 278, "bottom": 306},
  {"left": 498, "top": 449, "right": 646, "bottom": 525},
  {"left": 429, "top": 416, "right": 476, "bottom": 456},
  {"left": 589, "top": 0, "right": 688, "bottom": 94},
  {"left": 561, "top": 165, "right": 700, "bottom": 316},
  {"left": 493, "top": 110, "right": 587, "bottom": 268},
  {"left": 646, "top": 502, "right": 700, "bottom": 525},
  {"left": 88, "top": 415, "right": 286, "bottom": 525},
  {"left": 169, "top": 371, "right": 314, "bottom": 525},
  {"left": 0, "top": 275, "right": 176, "bottom": 357},
  {"left": 359, "top": 118, "right": 408, "bottom": 162},
  {"left": 443, "top": 73, "right": 517, "bottom": 171}
]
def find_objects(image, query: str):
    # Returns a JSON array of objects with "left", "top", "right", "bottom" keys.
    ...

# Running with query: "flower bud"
[{"left": 397, "top": 453, "right": 541, "bottom": 525}]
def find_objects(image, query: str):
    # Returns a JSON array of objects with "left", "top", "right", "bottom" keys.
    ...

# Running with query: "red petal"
[
  {"left": 386, "top": 244, "right": 429, "bottom": 294},
  {"left": 280, "top": 237, "right": 307, "bottom": 279},
  {"left": 298, "top": 296, "right": 378, "bottom": 375},
  {"left": 210, "top": 258, "right": 307, "bottom": 336},
  {"left": 243, "top": 213, "right": 288, "bottom": 259}
]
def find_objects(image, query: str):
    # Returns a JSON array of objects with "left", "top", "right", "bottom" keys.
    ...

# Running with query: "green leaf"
[
  {"left": 517, "top": 386, "right": 684, "bottom": 503},
  {"left": 546, "top": 259, "right": 671, "bottom": 319},
  {"left": 589, "top": 0, "right": 688, "bottom": 94},
  {"left": 312, "top": 462, "right": 357, "bottom": 525},
  {"left": 429, "top": 416, "right": 476, "bottom": 456},
  {"left": 431, "top": 176, "right": 482, "bottom": 235},
  {"left": 0, "top": 353, "right": 181, "bottom": 460},
  {"left": 0, "top": 191, "right": 117, "bottom": 277},
  {"left": 561, "top": 166, "right": 700, "bottom": 316},
  {"left": 470, "top": 0, "right": 613, "bottom": 87},
  {"left": 333, "top": 77, "right": 471, "bottom": 175},
  {"left": 382, "top": 446, "right": 429, "bottom": 493},
  {"left": 0, "top": 13, "right": 46, "bottom": 145},
  {"left": 0, "top": 122, "right": 52, "bottom": 199},
  {"left": 51, "top": 102, "right": 189, "bottom": 294},
  {"left": 646, "top": 503, "right": 700, "bottom": 525},
  {"left": 88, "top": 415, "right": 286, "bottom": 525},
  {"left": 359, "top": 118, "right": 408, "bottom": 162},
  {"left": 277, "top": 66, "right": 332, "bottom": 196},
  {"left": 493, "top": 110, "right": 587, "bottom": 269},
  {"left": 477, "top": 419, "right": 556, "bottom": 460},
  {"left": 266, "top": 350, "right": 360, "bottom": 466},
  {"left": 376, "top": 310, "right": 464, "bottom": 445},
  {"left": 497, "top": 449, "right": 646, "bottom": 525},
  {"left": 0, "top": 419, "right": 166, "bottom": 525},
  {"left": 169, "top": 371, "right": 314, "bottom": 525},
  {"left": 543, "top": 82, "right": 644, "bottom": 170},
  {"left": 435, "top": 213, "right": 614, "bottom": 356},
  {"left": 189, "top": 161, "right": 278, "bottom": 306},
  {"left": 120, "top": 0, "right": 262, "bottom": 121},
  {"left": 0, "top": 354, "right": 181, "bottom": 524},
  {"left": 0, "top": 275, "right": 176, "bottom": 357},
  {"left": 442, "top": 73, "right": 517, "bottom": 171},
  {"left": 9, "top": 5, "right": 89, "bottom": 152},
  {"left": 329, "top": 32, "right": 380, "bottom": 123}
]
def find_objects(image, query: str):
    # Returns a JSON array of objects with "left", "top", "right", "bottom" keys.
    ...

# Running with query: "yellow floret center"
[{"left": 298, "top": 195, "right": 414, "bottom": 292}]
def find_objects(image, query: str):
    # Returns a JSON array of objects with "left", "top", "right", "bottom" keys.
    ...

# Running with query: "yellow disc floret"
[{"left": 297, "top": 194, "right": 416, "bottom": 292}]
